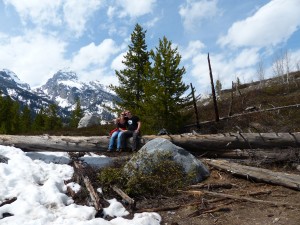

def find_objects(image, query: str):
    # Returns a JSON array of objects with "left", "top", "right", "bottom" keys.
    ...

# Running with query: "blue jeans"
[{"left": 108, "top": 131, "right": 123, "bottom": 150}]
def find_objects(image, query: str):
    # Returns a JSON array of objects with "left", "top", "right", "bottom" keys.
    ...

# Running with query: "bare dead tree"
[
  {"left": 296, "top": 61, "right": 300, "bottom": 86},
  {"left": 256, "top": 57, "right": 265, "bottom": 88},
  {"left": 283, "top": 50, "right": 291, "bottom": 87},
  {"left": 190, "top": 83, "right": 200, "bottom": 129},
  {"left": 296, "top": 61, "right": 300, "bottom": 72},
  {"left": 235, "top": 76, "right": 242, "bottom": 96},
  {"left": 215, "top": 78, "right": 222, "bottom": 99},
  {"left": 207, "top": 53, "right": 219, "bottom": 122},
  {"left": 227, "top": 81, "right": 234, "bottom": 117},
  {"left": 272, "top": 51, "right": 285, "bottom": 83}
]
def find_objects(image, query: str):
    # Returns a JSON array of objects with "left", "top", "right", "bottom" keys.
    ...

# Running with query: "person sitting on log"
[
  {"left": 107, "top": 112, "right": 128, "bottom": 152},
  {"left": 120, "top": 110, "right": 141, "bottom": 152}
]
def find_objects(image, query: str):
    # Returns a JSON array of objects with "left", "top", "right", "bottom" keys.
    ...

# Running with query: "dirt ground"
[
  {"left": 83, "top": 151, "right": 300, "bottom": 225},
  {"left": 134, "top": 163, "right": 300, "bottom": 225}
]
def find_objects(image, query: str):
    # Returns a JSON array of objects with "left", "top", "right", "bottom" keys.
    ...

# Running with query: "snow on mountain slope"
[{"left": 0, "top": 69, "right": 117, "bottom": 121}]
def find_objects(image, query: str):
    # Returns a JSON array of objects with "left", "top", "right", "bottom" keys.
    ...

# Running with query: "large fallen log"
[
  {"left": 204, "top": 159, "right": 300, "bottom": 191},
  {"left": 0, "top": 133, "right": 299, "bottom": 160}
]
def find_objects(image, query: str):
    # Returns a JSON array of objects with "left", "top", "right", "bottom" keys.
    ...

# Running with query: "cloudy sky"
[{"left": 0, "top": 0, "right": 300, "bottom": 95}]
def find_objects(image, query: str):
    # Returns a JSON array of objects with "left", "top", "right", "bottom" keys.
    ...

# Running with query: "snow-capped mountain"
[
  {"left": 0, "top": 69, "right": 55, "bottom": 114},
  {"left": 0, "top": 69, "right": 117, "bottom": 121},
  {"left": 0, "top": 69, "right": 30, "bottom": 91},
  {"left": 34, "top": 70, "right": 117, "bottom": 120}
]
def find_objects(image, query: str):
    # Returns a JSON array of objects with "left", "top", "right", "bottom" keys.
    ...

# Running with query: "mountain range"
[{"left": 0, "top": 69, "right": 117, "bottom": 122}]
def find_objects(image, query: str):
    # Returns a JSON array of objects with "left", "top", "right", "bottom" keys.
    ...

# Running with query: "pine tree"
[
  {"left": 32, "top": 107, "right": 46, "bottom": 131},
  {"left": 10, "top": 100, "right": 20, "bottom": 134},
  {"left": 144, "top": 36, "right": 190, "bottom": 133},
  {"left": 0, "top": 96, "right": 18, "bottom": 134},
  {"left": 70, "top": 99, "right": 83, "bottom": 128},
  {"left": 110, "top": 23, "right": 150, "bottom": 114},
  {"left": 44, "top": 104, "right": 62, "bottom": 130},
  {"left": 20, "top": 105, "right": 32, "bottom": 133}
]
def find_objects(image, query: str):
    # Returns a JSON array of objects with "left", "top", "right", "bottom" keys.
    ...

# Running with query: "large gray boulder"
[
  {"left": 125, "top": 138, "right": 210, "bottom": 183},
  {"left": 77, "top": 114, "right": 100, "bottom": 128}
]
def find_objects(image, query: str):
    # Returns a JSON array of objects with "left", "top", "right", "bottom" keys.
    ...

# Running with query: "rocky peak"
[
  {"left": 52, "top": 70, "right": 78, "bottom": 82},
  {"left": 0, "top": 69, "right": 30, "bottom": 90}
]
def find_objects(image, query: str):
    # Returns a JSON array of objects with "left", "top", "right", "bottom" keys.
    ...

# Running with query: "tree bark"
[{"left": 0, "top": 133, "right": 299, "bottom": 160}]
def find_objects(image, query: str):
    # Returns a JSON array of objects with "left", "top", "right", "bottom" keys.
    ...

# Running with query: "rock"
[
  {"left": 0, "top": 155, "right": 9, "bottom": 164},
  {"left": 77, "top": 114, "right": 100, "bottom": 128},
  {"left": 157, "top": 128, "right": 169, "bottom": 135},
  {"left": 125, "top": 138, "right": 210, "bottom": 183}
]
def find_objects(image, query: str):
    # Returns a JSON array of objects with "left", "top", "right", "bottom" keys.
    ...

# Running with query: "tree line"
[{"left": 0, "top": 94, "right": 83, "bottom": 134}]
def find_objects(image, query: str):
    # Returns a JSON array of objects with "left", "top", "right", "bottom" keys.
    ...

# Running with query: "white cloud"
[
  {"left": 187, "top": 48, "right": 259, "bottom": 91},
  {"left": 3, "top": 0, "right": 103, "bottom": 37},
  {"left": 218, "top": 0, "right": 300, "bottom": 48},
  {"left": 63, "top": 0, "right": 103, "bottom": 37},
  {"left": 233, "top": 48, "right": 259, "bottom": 69},
  {"left": 181, "top": 40, "right": 206, "bottom": 61},
  {"left": 111, "top": 52, "right": 126, "bottom": 71},
  {"left": 0, "top": 31, "right": 67, "bottom": 87},
  {"left": 69, "top": 39, "right": 124, "bottom": 85},
  {"left": 145, "top": 17, "right": 160, "bottom": 28},
  {"left": 0, "top": 32, "right": 124, "bottom": 88},
  {"left": 107, "top": 6, "right": 116, "bottom": 20},
  {"left": 80, "top": 68, "right": 117, "bottom": 87},
  {"left": 114, "top": 0, "right": 157, "bottom": 18},
  {"left": 71, "top": 39, "right": 120, "bottom": 71},
  {"left": 3, "top": 0, "right": 63, "bottom": 26},
  {"left": 179, "top": 0, "right": 219, "bottom": 31}
]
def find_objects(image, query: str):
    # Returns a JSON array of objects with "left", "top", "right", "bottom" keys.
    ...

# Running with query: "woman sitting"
[{"left": 107, "top": 112, "right": 128, "bottom": 152}]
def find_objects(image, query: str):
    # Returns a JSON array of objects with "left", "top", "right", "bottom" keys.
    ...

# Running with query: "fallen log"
[
  {"left": 111, "top": 185, "right": 135, "bottom": 208},
  {"left": 189, "top": 183, "right": 234, "bottom": 190},
  {"left": 202, "top": 190, "right": 300, "bottom": 207},
  {"left": 204, "top": 159, "right": 300, "bottom": 191},
  {"left": 0, "top": 133, "right": 299, "bottom": 160},
  {"left": 73, "top": 161, "right": 102, "bottom": 211}
]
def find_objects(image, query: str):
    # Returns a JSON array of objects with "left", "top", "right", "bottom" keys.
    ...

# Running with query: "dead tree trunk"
[
  {"left": 204, "top": 159, "right": 300, "bottom": 191},
  {"left": 207, "top": 53, "right": 219, "bottom": 122},
  {"left": 190, "top": 83, "right": 200, "bottom": 128},
  {"left": 0, "top": 133, "right": 299, "bottom": 160}
]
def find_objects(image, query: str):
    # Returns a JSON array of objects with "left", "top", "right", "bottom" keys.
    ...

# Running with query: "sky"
[
  {"left": 0, "top": 146, "right": 161, "bottom": 224},
  {"left": 0, "top": 0, "right": 300, "bottom": 95}
]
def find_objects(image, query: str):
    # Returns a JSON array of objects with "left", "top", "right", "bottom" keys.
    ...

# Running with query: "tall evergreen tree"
[
  {"left": 70, "top": 98, "right": 83, "bottom": 128},
  {"left": 20, "top": 105, "right": 32, "bottom": 133},
  {"left": 44, "top": 104, "right": 62, "bottom": 130},
  {"left": 10, "top": 100, "right": 20, "bottom": 134},
  {"left": 0, "top": 96, "right": 19, "bottom": 134},
  {"left": 144, "top": 36, "right": 190, "bottom": 133},
  {"left": 110, "top": 23, "right": 150, "bottom": 114},
  {"left": 32, "top": 107, "right": 46, "bottom": 131}
]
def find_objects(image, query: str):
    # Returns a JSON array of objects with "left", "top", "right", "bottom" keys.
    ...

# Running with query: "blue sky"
[{"left": 0, "top": 0, "right": 300, "bottom": 95}]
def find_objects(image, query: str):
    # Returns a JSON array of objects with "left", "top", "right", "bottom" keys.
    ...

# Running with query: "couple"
[{"left": 108, "top": 110, "right": 141, "bottom": 152}]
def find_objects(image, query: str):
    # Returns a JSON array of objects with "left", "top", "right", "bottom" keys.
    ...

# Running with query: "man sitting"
[{"left": 120, "top": 111, "right": 141, "bottom": 152}]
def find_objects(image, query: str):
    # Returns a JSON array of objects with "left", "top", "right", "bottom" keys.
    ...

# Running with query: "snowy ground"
[{"left": 0, "top": 145, "right": 161, "bottom": 225}]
